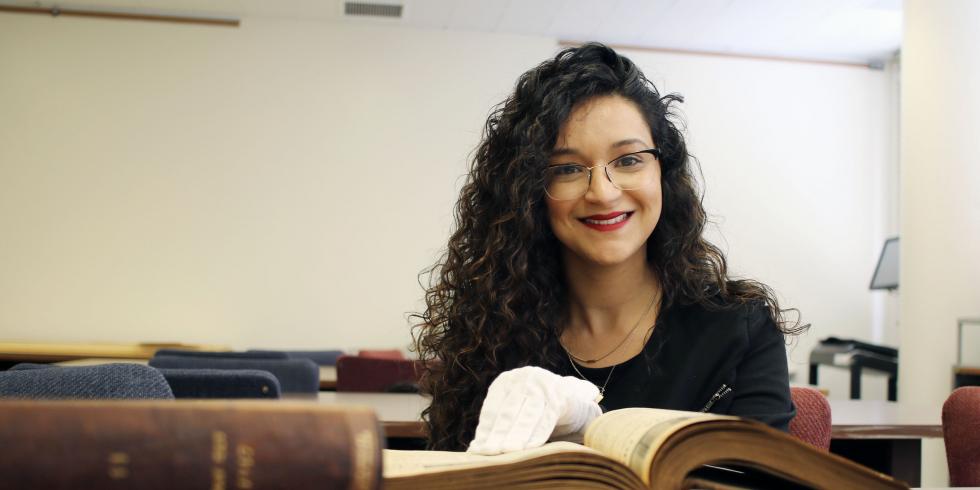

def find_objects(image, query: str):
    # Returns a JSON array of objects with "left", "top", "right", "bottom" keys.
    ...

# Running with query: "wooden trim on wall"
[{"left": 0, "top": 4, "right": 240, "bottom": 27}]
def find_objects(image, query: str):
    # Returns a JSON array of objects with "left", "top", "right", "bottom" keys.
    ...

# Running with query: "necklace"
[
  {"left": 561, "top": 291, "right": 658, "bottom": 365},
  {"left": 565, "top": 349, "right": 615, "bottom": 403}
]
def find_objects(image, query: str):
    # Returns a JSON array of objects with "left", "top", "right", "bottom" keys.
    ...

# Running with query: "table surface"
[
  {"left": 316, "top": 392, "right": 944, "bottom": 440},
  {"left": 318, "top": 392, "right": 428, "bottom": 438},
  {"left": 0, "top": 341, "right": 228, "bottom": 362},
  {"left": 319, "top": 366, "right": 337, "bottom": 389},
  {"left": 829, "top": 399, "right": 942, "bottom": 439},
  {"left": 954, "top": 365, "right": 980, "bottom": 376}
]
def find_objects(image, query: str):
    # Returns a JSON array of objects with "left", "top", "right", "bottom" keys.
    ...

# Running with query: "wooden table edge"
[
  {"left": 383, "top": 421, "right": 427, "bottom": 439},
  {"left": 831, "top": 425, "right": 943, "bottom": 439}
]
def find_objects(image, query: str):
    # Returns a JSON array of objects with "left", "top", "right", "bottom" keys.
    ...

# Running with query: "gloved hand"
[{"left": 467, "top": 366, "right": 602, "bottom": 455}]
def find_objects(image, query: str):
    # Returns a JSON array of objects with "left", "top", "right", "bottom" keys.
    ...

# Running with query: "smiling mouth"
[{"left": 581, "top": 211, "right": 633, "bottom": 225}]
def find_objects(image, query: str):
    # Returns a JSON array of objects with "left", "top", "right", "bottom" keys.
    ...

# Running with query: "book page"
[
  {"left": 384, "top": 441, "right": 599, "bottom": 478},
  {"left": 584, "top": 408, "right": 733, "bottom": 485}
]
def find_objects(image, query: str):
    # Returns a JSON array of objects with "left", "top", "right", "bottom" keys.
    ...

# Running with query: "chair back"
[
  {"left": 157, "top": 368, "right": 281, "bottom": 399},
  {"left": 149, "top": 356, "right": 319, "bottom": 395},
  {"left": 246, "top": 349, "right": 345, "bottom": 366},
  {"left": 943, "top": 386, "right": 980, "bottom": 486},
  {"left": 0, "top": 363, "right": 174, "bottom": 399},
  {"left": 788, "top": 386, "right": 832, "bottom": 450},
  {"left": 357, "top": 349, "right": 405, "bottom": 360},
  {"left": 155, "top": 349, "right": 288, "bottom": 360},
  {"left": 335, "top": 355, "right": 422, "bottom": 392}
]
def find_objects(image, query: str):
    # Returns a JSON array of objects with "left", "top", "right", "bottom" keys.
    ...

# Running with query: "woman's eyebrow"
[
  {"left": 550, "top": 138, "right": 650, "bottom": 158},
  {"left": 611, "top": 138, "right": 650, "bottom": 149},
  {"left": 550, "top": 147, "right": 581, "bottom": 158}
]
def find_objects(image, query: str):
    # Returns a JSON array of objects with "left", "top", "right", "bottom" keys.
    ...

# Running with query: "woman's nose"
[{"left": 583, "top": 166, "right": 621, "bottom": 203}]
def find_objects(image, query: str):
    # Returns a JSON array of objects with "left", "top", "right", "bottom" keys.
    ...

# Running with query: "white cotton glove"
[{"left": 466, "top": 366, "right": 603, "bottom": 455}]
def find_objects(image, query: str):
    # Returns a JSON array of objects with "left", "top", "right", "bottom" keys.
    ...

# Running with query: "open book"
[{"left": 384, "top": 407, "right": 908, "bottom": 489}]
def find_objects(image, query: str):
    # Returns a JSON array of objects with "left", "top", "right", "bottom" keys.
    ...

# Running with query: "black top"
[{"left": 556, "top": 301, "right": 796, "bottom": 431}]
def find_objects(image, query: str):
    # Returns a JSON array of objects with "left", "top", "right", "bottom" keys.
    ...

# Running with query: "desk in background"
[
  {"left": 954, "top": 318, "right": 980, "bottom": 388},
  {"left": 318, "top": 392, "right": 427, "bottom": 438},
  {"left": 0, "top": 341, "right": 228, "bottom": 369},
  {"left": 954, "top": 365, "right": 980, "bottom": 388},
  {"left": 319, "top": 366, "right": 337, "bottom": 390},
  {"left": 809, "top": 338, "right": 898, "bottom": 401},
  {"left": 830, "top": 399, "right": 940, "bottom": 487}
]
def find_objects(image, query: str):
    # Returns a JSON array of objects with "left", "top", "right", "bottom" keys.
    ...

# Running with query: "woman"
[{"left": 412, "top": 43, "right": 806, "bottom": 454}]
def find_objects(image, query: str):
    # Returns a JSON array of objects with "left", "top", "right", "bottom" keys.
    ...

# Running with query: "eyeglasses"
[{"left": 543, "top": 148, "right": 662, "bottom": 201}]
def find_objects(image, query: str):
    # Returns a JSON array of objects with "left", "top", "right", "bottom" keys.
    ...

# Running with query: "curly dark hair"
[{"left": 411, "top": 42, "right": 806, "bottom": 451}]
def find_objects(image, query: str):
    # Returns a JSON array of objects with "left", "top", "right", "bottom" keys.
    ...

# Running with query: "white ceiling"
[{"left": 9, "top": 0, "right": 903, "bottom": 65}]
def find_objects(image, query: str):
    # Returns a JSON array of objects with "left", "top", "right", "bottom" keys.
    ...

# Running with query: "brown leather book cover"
[{"left": 0, "top": 399, "right": 382, "bottom": 490}]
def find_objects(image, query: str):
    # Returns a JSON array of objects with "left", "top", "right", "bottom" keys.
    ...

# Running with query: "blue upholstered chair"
[
  {"left": 288, "top": 350, "right": 344, "bottom": 366},
  {"left": 154, "top": 349, "right": 288, "bottom": 360},
  {"left": 149, "top": 355, "right": 319, "bottom": 395},
  {"left": 0, "top": 363, "right": 174, "bottom": 399},
  {"left": 161, "top": 347, "right": 344, "bottom": 365},
  {"left": 157, "top": 368, "right": 281, "bottom": 399}
]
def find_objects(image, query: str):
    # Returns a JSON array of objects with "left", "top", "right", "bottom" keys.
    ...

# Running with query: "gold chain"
[
  {"left": 565, "top": 349, "right": 615, "bottom": 402},
  {"left": 560, "top": 291, "right": 658, "bottom": 365}
]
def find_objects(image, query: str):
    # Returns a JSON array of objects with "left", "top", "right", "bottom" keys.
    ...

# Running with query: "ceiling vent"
[{"left": 344, "top": 2, "right": 403, "bottom": 19}]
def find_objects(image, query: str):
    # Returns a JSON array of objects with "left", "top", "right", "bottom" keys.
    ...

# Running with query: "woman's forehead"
[{"left": 553, "top": 95, "right": 653, "bottom": 153}]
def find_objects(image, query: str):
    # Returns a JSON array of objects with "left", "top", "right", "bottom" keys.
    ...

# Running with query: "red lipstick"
[{"left": 579, "top": 211, "right": 632, "bottom": 232}]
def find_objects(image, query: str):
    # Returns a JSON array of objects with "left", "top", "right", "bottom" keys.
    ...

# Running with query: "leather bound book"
[{"left": 0, "top": 400, "right": 381, "bottom": 490}]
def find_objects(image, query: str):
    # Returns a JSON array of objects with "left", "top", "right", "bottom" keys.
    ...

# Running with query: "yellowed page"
[
  {"left": 384, "top": 441, "right": 600, "bottom": 478},
  {"left": 584, "top": 407, "right": 734, "bottom": 485}
]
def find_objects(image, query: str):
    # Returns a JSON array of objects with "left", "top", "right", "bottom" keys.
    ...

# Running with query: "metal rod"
[{"left": 0, "top": 5, "right": 239, "bottom": 27}]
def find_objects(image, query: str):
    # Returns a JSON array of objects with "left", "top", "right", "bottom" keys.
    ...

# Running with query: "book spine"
[{"left": 0, "top": 400, "right": 382, "bottom": 490}]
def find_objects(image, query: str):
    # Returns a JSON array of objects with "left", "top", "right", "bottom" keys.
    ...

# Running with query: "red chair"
[
  {"left": 335, "top": 355, "right": 421, "bottom": 392},
  {"left": 788, "top": 386, "right": 832, "bottom": 450},
  {"left": 943, "top": 386, "right": 980, "bottom": 486},
  {"left": 357, "top": 349, "right": 405, "bottom": 360}
]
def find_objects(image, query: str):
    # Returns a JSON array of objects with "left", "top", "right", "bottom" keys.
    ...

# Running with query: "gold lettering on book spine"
[
  {"left": 236, "top": 443, "right": 255, "bottom": 489},
  {"left": 211, "top": 467, "right": 227, "bottom": 490},
  {"left": 352, "top": 429, "right": 377, "bottom": 490},
  {"left": 212, "top": 431, "right": 228, "bottom": 464},
  {"left": 107, "top": 452, "right": 130, "bottom": 480},
  {"left": 211, "top": 431, "right": 229, "bottom": 490}
]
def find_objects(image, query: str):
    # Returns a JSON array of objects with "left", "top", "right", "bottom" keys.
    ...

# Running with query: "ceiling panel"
[
  {"left": 402, "top": 0, "right": 454, "bottom": 29},
  {"left": 1, "top": 0, "right": 903, "bottom": 64},
  {"left": 445, "top": 0, "right": 509, "bottom": 32},
  {"left": 547, "top": 0, "right": 621, "bottom": 40},
  {"left": 586, "top": 0, "right": 664, "bottom": 47},
  {"left": 495, "top": 0, "right": 563, "bottom": 36}
]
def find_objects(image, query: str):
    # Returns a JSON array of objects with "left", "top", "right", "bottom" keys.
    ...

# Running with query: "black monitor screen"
[{"left": 870, "top": 237, "right": 899, "bottom": 290}]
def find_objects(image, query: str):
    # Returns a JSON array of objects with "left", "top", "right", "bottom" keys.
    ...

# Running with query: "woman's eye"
[
  {"left": 552, "top": 165, "right": 584, "bottom": 176},
  {"left": 615, "top": 155, "right": 643, "bottom": 168}
]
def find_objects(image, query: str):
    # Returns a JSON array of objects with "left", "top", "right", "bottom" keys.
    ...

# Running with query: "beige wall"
[
  {"left": 901, "top": 0, "right": 980, "bottom": 405},
  {"left": 901, "top": 0, "right": 980, "bottom": 485},
  {"left": 621, "top": 49, "right": 897, "bottom": 392},
  {"left": 0, "top": 14, "right": 556, "bottom": 349},
  {"left": 0, "top": 13, "right": 895, "bottom": 367}
]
